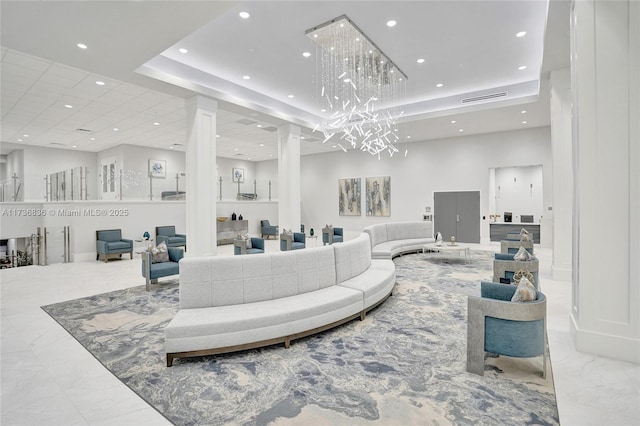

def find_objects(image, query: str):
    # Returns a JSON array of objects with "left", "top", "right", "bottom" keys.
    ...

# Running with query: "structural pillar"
[
  {"left": 185, "top": 96, "right": 218, "bottom": 257},
  {"left": 570, "top": 0, "right": 639, "bottom": 363},
  {"left": 277, "top": 124, "right": 301, "bottom": 232},
  {"left": 549, "top": 68, "right": 573, "bottom": 281}
]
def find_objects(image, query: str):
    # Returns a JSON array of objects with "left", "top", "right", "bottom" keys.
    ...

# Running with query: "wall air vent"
[
  {"left": 75, "top": 128, "right": 94, "bottom": 133},
  {"left": 235, "top": 119, "right": 257, "bottom": 125},
  {"left": 461, "top": 91, "right": 508, "bottom": 104},
  {"left": 261, "top": 126, "right": 277, "bottom": 132}
]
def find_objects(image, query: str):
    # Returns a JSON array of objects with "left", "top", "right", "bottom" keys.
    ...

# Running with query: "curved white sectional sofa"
[
  {"left": 363, "top": 221, "right": 435, "bottom": 259},
  {"left": 165, "top": 233, "right": 395, "bottom": 366}
]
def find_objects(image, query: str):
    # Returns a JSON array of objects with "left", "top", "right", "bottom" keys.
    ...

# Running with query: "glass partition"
[
  {"left": 218, "top": 177, "right": 277, "bottom": 202},
  {"left": 47, "top": 167, "right": 88, "bottom": 201},
  {"left": 0, "top": 175, "right": 24, "bottom": 202}
]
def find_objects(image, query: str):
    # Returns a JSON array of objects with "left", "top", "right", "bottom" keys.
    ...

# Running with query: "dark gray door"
[
  {"left": 434, "top": 192, "right": 457, "bottom": 241},
  {"left": 434, "top": 191, "right": 480, "bottom": 243}
]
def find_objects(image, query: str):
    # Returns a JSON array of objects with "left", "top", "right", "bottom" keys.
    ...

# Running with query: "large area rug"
[{"left": 42, "top": 251, "right": 558, "bottom": 425}]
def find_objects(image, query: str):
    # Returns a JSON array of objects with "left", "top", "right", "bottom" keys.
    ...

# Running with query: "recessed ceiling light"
[
  {"left": 169, "top": 146, "right": 174, "bottom": 149},
  {"left": 113, "top": 128, "right": 119, "bottom": 131},
  {"left": 287, "top": 94, "right": 294, "bottom": 98},
  {"left": 153, "top": 122, "right": 160, "bottom": 126},
  {"left": 64, "top": 104, "right": 73, "bottom": 109},
  {"left": 257, "top": 124, "right": 263, "bottom": 128},
  {"left": 95, "top": 81, "right": 105, "bottom": 86},
  {"left": 416, "top": 58, "right": 425, "bottom": 64},
  {"left": 76, "top": 43, "right": 87, "bottom": 49},
  {"left": 90, "top": 137, "right": 95, "bottom": 141},
  {"left": 436, "top": 83, "right": 444, "bottom": 88},
  {"left": 259, "top": 143, "right": 265, "bottom": 147},
  {"left": 243, "top": 75, "right": 250, "bottom": 80},
  {"left": 17, "top": 139, "right": 23, "bottom": 142},
  {"left": 521, "top": 110, "right": 527, "bottom": 114},
  {"left": 522, "top": 121, "right": 528, "bottom": 124},
  {"left": 301, "top": 136, "right": 305, "bottom": 140},
  {"left": 407, "top": 136, "right": 412, "bottom": 139},
  {"left": 450, "top": 120, "right": 456, "bottom": 124},
  {"left": 320, "top": 109, "right": 326, "bottom": 113},
  {"left": 516, "top": 31, "right": 527, "bottom": 38},
  {"left": 178, "top": 48, "right": 188, "bottom": 54},
  {"left": 72, "top": 145, "right": 77, "bottom": 148},
  {"left": 239, "top": 11, "right": 250, "bottom": 19},
  {"left": 302, "top": 51, "right": 311, "bottom": 58},
  {"left": 216, "top": 134, "right": 220, "bottom": 138},
  {"left": 247, "top": 157, "right": 251, "bottom": 160},
  {"left": 459, "top": 129, "right": 464, "bottom": 132},
  {"left": 386, "top": 20, "right": 397, "bottom": 27},
  {"left": 518, "top": 65, "right": 527, "bottom": 70},
  {"left": 23, "top": 134, "right": 29, "bottom": 137},
  {"left": 269, "top": 154, "right": 273, "bottom": 157},
  {"left": 332, "top": 145, "right": 337, "bottom": 148}
]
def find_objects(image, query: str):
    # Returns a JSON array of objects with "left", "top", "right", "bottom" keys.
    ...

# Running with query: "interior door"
[
  {"left": 434, "top": 192, "right": 457, "bottom": 241},
  {"left": 100, "top": 157, "right": 117, "bottom": 200},
  {"left": 434, "top": 191, "right": 481, "bottom": 243},
  {"left": 456, "top": 191, "right": 481, "bottom": 243}
]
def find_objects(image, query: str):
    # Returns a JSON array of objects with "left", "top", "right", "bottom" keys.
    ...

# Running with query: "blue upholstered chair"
[
  {"left": 155, "top": 226, "right": 186, "bottom": 250},
  {"left": 493, "top": 253, "right": 539, "bottom": 289},
  {"left": 322, "top": 226, "right": 344, "bottom": 245},
  {"left": 96, "top": 229, "right": 133, "bottom": 263},
  {"left": 261, "top": 220, "right": 279, "bottom": 240},
  {"left": 280, "top": 232, "right": 306, "bottom": 251},
  {"left": 234, "top": 237, "right": 265, "bottom": 255},
  {"left": 141, "top": 247, "right": 183, "bottom": 291},
  {"left": 467, "top": 281, "right": 547, "bottom": 377}
]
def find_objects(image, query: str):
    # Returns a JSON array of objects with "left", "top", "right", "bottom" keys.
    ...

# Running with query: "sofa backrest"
[
  {"left": 363, "top": 221, "right": 433, "bottom": 247},
  {"left": 333, "top": 233, "right": 372, "bottom": 284},
  {"left": 97, "top": 229, "right": 121, "bottom": 242},
  {"left": 179, "top": 245, "right": 337, "bottom": 309},
  {"left": 363, "top": 224, "right": 388, "bottom": 247}
]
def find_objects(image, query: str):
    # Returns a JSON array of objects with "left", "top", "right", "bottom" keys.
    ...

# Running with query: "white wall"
[
  {"left": 298, "top": 127, "right": 552, "bottom": 242},
  {"left": 5, "top": 148, "right": 24, "bottom": 201},
  {"left": 493, "top": 165, "right": 544, "bottom": 222}
]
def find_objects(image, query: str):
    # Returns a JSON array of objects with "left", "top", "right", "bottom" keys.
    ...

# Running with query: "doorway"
[{"left": 434, "top": 191, "right": 480, "bottom": 243}]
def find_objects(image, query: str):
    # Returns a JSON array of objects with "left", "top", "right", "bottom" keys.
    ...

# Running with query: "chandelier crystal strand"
[{"left": 307, "top": 15, "right": 407, "bottom": 157}]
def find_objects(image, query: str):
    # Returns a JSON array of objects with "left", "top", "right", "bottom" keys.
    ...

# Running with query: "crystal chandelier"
[{"left": 306, "top": 15, "right": 407, "bottom": 157}]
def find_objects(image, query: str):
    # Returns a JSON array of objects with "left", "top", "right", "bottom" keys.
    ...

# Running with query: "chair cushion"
[
  {"left": 149, "top": 261, "right": 179, "bottom": 279},
  {"left": 106, "top": 241, "right": 131, "bottom": 250},
  {"left": 291, "top": 242, "right": 305, "bottom": 250}
]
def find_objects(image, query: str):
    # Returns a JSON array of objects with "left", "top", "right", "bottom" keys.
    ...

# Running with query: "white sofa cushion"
[
  {"left": 270, "top": 251, "right": 298, "bottom": 299},
  {"left": 338, "top": 259, "right": 395, "bottom": 309},
  {"left": 165, "top": 285, "right": 363, "bottom": 353},
  {"left": 364, "top": 224, "right": 388, "bottom": 247},
  {"left": 334, "top": 234, "right": 371, "bottom": 283}
]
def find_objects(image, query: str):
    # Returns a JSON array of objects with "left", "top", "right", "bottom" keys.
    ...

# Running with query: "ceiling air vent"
[
  {"left": 235, "top": 119, "right": 257, "bottom": 125},
  {"left": 261, "top": 126, "right": 277, "bottom": 132},
  {"left": 461, "top": 91, "right": 508, "bottom": 104},
  {"left": 50, "top": 142, "right": 66, "bottom": 146},
  {"left": 75, "top": 128, "right": 94, "bottom": 133}
]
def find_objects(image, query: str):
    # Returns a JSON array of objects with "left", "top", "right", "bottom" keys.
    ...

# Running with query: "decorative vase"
[
  {"left": 238, "top": 214, "right": 243, "bottom": 220},
  {"left": 231, "top": 212, "right": 237, "bottom": 221},
  {"left": 143, "top": 231, "right": 150, "bottom": 240},
  {"left": 310, "top": 228, "right": 314, "bottom": 236},
  {"left": 450, "top": 236, "right": 456, "bottom": 245}
]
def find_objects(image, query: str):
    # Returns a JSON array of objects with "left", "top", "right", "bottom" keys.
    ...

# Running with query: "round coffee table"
[{"left": 422, "top": 243, "right": 471, "bottom": 263}]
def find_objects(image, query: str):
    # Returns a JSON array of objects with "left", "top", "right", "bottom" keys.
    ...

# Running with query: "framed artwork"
[
  {"left": 232, "top": 167, "right": 244, "bottom": 183},
  {"left": 149, "top": 159, "right": 166, "bottom": 178},
  {"left": 338, "top": 178, "right": 361, "bottom": 216},
  {"left": 366, "top": 176, "right": 391, "bottom": 216}
]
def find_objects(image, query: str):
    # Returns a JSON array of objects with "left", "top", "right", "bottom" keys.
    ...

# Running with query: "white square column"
[
  {"left": 277, "top": 124, "right": 301, "bottom": 232},
  {"left": 185, "top": 96, "right": 218, "bottom": 257},
  {"left": 570, "top": 0, "right": 640, "bottom": 363}
]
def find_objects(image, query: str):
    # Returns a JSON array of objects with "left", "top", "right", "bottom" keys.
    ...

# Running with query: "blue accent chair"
[
  {"left": 493, "top": 253, "right": 539, "bottom": 289},
  {"left": 234, "top": 237, "right": 265, "bottom": 255},
  {"left": 96, "top": 229, "right": 133, "bottom": 263},
  {"left": 156, "top": 226, "right": 186, "bottom": 250},
  {"left": 322, "top": 226, "right": 344, "bottom": 245},
  {"left": 280, "top": 232, "right": 306, "bottom": 251},
  {"left": 467, "top": 281, "right": 547, "bottom": 377},
  {"left": 141, "top": 247, "right": 183, "bottom": 291},
  {"left": 261, "top": 220, "right": 279, "bottom": 239}
]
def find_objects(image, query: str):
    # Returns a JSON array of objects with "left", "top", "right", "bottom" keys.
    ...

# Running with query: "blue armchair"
[
  {"left": 261, "top": 220, "right": 279, "bottom": 240},
  {"left": 96, "top": 229, "right": 133, "bottom": 263},
  {"left": 493, "top": 253, "right": 539, "bottom": 289},
  {"left": 280, "top": 232, "right": 306, "bottom": 251},
  {"left": 322, "top": 226, "right": 344, "bottom": 245},
  {"left": 156, "top": 226, "right": 187, "bottom": 250},
  {"left": 141, "top": 247, "right": 183, "bottom": 291},
  {"left": 234, "top": 237, "right": 265, "bottom": 255},
  {"left": 467, "top": 281, "right": 547, "bottom": 377}
]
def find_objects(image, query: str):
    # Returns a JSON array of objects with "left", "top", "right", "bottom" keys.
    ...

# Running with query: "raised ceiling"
[{"left": 0, "top": 1, "right": 569, "bottom": 161}]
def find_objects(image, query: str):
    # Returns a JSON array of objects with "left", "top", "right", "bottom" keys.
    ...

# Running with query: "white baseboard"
[{"left": 570, "top": 313, "right": 640, "bottom": 364}]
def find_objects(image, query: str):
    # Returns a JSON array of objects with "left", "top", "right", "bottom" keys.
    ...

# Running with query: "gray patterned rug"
[{"left": 42, "top": 251, "right": 558, "bottom": 425}]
